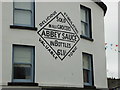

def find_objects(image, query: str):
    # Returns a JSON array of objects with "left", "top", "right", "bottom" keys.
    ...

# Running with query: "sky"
[{"left": 102, "top": 0, "right": 119, "bottom": 78}]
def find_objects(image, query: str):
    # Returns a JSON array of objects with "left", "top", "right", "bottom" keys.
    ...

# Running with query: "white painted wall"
[
  {"left": 2, "top": 1, "right": 108, "bottom": 89},
  {"left": 118, "top": 1, "right": 120, "bottom": 78},
  {"left": 0, "top": 0, "right": 2, "bottom": 89}
]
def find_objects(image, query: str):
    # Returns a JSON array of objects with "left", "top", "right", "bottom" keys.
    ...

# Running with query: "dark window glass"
[
  {"left": 83, "top": 53, "right": 94, "bottom": 86},
  {"left": 80, "top": 5, "right": 92, "bottom": 38}
]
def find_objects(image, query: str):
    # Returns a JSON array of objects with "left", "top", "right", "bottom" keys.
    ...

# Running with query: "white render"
[
  {"left": 118, "top": 1, "right": 120, "bottom": 79},
  {"left": 1, "top": 0, "right": 108, "bottom": 89},
  {"left": 0, "top": 0, "right": 2, "bottom": 89}
]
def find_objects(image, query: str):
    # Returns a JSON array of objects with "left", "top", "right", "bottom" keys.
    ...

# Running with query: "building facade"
[
  {"left": 1, "top": 0, "right": 108, "bottom": 90},
  {"left": 119, "top": 1, "right": 120, "bottom": 79}
]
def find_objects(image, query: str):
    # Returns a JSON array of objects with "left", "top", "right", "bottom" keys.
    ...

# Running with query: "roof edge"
[{"left": 93, "top": 0, "right": 107, "bottom": 16}]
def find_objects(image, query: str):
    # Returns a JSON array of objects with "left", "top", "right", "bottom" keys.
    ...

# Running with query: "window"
[
  {"left": 80, "top": 5, "right": 92, "bottom": 40},
  {"left": 82, "top": 52, "right": 94, "bottom": 86},
  {"left": 13, "top": 45, "right": 35, "bottom": 83},
  {"left": 13, "top": 0, "right": 35, "bottom": 27}
]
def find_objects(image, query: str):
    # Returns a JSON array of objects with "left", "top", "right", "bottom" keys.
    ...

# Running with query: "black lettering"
[
  {"left": 39, "top": 11, "right": 57, "bottom": 27},
  {"left": 39, "top": 38, "right": 58, "bottom": 60},
  {"left": 64, "top": 12, "right": 78, "bottom": 33},
  {"left": 46, "top": 31, "right": 50, "bottom": 37},
  {"left": 62, "top": 33, "right": 76, "bottom": 42},
  {"left": 41, "top": 30, "right": 46, "bottom": 36},
  {"left": 58, "top": 32, "right": 61, "bottom": 38},
  {"left": 57, "top": 49, "right": 66, "bottom": 56},
  {"left": 48, "top": 24, "right": 71, "bottom": 31},
  {"left": 55, "top": 56, "right": 58, "bottom": 59},
  {"left": 45, "top": 45, "right": 49, "bottom": 49},
  {"left": 68, "top": 46, "right": 77, "bottom": 57},
  {"left": 56, "top": 16, "right": 66, "bottom": 23},
  {"left": 50, "top": 40, "right": 71, "bottom": 48}
]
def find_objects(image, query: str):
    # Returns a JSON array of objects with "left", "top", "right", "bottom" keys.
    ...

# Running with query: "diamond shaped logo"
[{"left": 38, "top": 12, "right": 80, "bottom": 60}]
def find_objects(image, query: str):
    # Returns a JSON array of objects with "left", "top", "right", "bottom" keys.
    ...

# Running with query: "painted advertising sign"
[{"left": 38, "top": 11, "right": 80, "bottom": 60}]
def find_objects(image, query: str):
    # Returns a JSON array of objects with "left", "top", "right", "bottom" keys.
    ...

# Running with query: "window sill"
[
  {"left": 80, "top": 35, "right": 94, "bottom": 42},
  {"left": 8, "top": 82, "right": 38, "bottom": 86},
  {"left": 10, "top": 25, "right": 38, "bottom": 31}
]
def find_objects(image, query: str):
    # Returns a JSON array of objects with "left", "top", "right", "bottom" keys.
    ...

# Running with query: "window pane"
[
  {"left": 83, "top": 53, "right": 93, "bottom": 86},
  {"left": 14, "top": 10, "right": 31, "bottom": 25},
  {"left": 13, "top": 64, "right": 32, "bottom": 79},
  {"left": 83, "top": 69, "right": 89, "bottom": 83},
  {"left": 81, "top": 22, "right": 87, "bottom": 36},
  {"left": 81, "top": 9, "right": 87, "bottom": 22},
  {"left": 14, "top": 46, "right": 32, "bottom": 63},
  {"left": 83, "top": 54, "right": 90, "bottom": 69},
  {"left": 14, "top": 2, "right": 32, "bottom": 10}
]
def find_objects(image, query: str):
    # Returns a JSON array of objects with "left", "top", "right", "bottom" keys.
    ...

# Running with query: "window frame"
[
  {"left": 82, "top": 52, "right": 94, "bottom": 86},
  {"left": 80, "top": 5, "right": 93, "bottom": 41},
  {"left": 10, "top": 0, "right": 37, "bottom": 30},
  {"left": 12, "top": 45, "right": 35, "bottom": 83}
]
